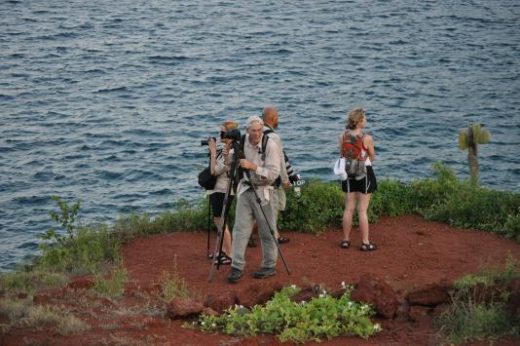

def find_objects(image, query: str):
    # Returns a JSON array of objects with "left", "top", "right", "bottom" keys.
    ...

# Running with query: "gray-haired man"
[{"left": 228, "top": 115, "right": 282, "bottom": 283}]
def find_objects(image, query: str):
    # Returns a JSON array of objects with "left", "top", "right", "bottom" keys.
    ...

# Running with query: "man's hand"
[{"left": 240, "top": 159, "right": 257, "bottom": 171}]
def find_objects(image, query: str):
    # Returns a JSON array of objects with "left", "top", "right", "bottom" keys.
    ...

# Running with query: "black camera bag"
[{"left": 198, "top": 166, "right": 217, "bottom": 190}]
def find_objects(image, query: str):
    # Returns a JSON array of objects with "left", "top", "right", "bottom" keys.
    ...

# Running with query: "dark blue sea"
[{"left": 1, "top": 0, "right": 519, "bottom": 270}]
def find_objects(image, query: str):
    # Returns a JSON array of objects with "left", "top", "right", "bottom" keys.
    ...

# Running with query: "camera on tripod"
[
  {"left": 201, "top": 129, "right": 242, "bottom": 146},
  {"left": 221, "top": 129, "right": 241, "bottom": 142}
]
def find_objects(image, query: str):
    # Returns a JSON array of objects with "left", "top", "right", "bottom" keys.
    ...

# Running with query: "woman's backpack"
[{"left": 341, "top": 131, "right": 367, "bottom": 180}]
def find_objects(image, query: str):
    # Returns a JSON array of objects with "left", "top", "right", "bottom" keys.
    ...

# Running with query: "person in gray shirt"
[{"left": 228, "top": 115, "right": 282, "bottom": 283}]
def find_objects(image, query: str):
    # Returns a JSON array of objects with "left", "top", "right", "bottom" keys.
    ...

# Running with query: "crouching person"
[{"left": 227, "top": 115, "right": 282, "bottom": 283}]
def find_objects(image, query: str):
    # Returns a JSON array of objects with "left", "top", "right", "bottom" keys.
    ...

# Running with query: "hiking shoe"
[
  {"left": 227, "top": 267, "right": 243, "bottom": 283},
  {"left": 253, "top": 267, "right": 276, "bottom": 279},
  {"left": 247, "top": 235, "right": 257, "bottom": 248}
]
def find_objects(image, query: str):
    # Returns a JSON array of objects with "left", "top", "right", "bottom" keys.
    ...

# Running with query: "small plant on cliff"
[
  {"left": 91, "top": 265, "right": 128, "bottom": 299},
  {"left": 435, "top": 257, "right": 520, "bottom": 344},
  {"left": 44, "top": 195, "right": 81, "bottom": 244},
  {"left": 160, "top": 257, "right": 190, "bottom": 301},
  {"left": 194, "top": 285, "right": 381, "bottom": 343},
  {"left": 38, "top": 196, "right": 119, "bottom": 273}
]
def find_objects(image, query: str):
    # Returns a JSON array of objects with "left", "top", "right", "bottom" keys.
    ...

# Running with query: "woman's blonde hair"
[
  {"left": 221, "top": 120, "right": 239, "bottom": 132},
  {"left": 346, "top": 107, "right": 366, "bottom": 130}
]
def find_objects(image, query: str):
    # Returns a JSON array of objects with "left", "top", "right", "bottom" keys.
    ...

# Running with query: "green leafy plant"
[
  {"left": 280, "top": 179, "right": 344, "bottom": 233},
  {"left": 194, "top": 285, "right": 381, "bottom": 343}
]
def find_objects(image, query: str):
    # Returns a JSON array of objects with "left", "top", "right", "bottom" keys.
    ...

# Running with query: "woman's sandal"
[
  {"left": 214, "top": 253, "right": 232, "bottom": 265},
  {"left": 360, "top": 243, "right": 377, "bottom": 251},
  {"left": 340, "top": 240, "right": 350, "bottom": 249}
]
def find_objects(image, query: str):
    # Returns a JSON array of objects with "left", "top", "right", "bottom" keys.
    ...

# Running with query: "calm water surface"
[{"left": 1, "top": 0, "right": 519, "bottom": 269}]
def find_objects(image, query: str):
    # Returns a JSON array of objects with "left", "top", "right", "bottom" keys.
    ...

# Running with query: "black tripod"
[{"left": 208, "top": 139, "right": 291, "bottom": 281}]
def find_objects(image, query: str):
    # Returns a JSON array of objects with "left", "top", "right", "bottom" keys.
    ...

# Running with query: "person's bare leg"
[
  {"left": 342, "top": 192, "right": 357, "bottom": 242},
  {"left": 214, "top": 217, "right": 232, "bottom": 256},
  {"left": 223, "top": 226, "right": 232, "bottom": 256},
  {"left": 357, "top": 193, "right": 372, "bottom": 244}
]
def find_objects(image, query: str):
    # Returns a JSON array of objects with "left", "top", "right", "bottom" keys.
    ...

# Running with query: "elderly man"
[{"left": 228, "top": 115, "right": 282, "bottom": 283}]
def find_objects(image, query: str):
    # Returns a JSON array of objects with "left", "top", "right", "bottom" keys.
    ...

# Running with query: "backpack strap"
[
  {"left": 261, "top": 132, "right": 269, "bottom": 161},
  {"left": 239, "top": 133, "right": 270, "bottom": 168}
]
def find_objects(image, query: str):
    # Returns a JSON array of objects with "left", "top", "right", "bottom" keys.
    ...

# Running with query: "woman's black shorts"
[
  {"left": 209, "top": 192, "right": 234, "bottom": 217},
  {"left": 341, "top": 166, "right": 377, "bottom": 194}
]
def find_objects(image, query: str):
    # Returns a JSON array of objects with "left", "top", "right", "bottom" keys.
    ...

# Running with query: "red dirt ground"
[{"left": 3, "top": 215, "right": 520, "bottom": 345}]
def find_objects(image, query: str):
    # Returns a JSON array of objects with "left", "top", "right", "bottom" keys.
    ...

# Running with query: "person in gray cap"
[{"left": 227, "top": 115, "right": 282, "bottom": 283}]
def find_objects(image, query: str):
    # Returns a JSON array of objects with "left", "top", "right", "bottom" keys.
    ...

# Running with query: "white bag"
[{"left": 333, "top": 158, "right": 348, "bottom": 181}]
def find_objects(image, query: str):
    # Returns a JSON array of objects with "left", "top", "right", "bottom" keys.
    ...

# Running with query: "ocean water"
[{"left": 1, "top": 0, "right": 519, "bottom": 270}]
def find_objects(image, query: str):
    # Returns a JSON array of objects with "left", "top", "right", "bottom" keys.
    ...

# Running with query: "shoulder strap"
[
  {"left": 240, "top": 134, "right": 246, "bottom": 156},
  {"left": 261, "top": 134, "right": 269, "bottom": 161},
  {"left": 240, "top": 133, "right": 269, "bottom": 161},
  {"left": 263, "top": 128, "right": 274, "bottom": 136}
]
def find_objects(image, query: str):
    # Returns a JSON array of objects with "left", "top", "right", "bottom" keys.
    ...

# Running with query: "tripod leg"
[
  {"left": 207, "top": 198, "right": 211, "bottom": 258},
  {"left": 249, "top": 187, "right": 292, "bottom": 275}
]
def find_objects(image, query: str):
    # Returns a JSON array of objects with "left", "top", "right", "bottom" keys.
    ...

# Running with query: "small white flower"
[
  {"left": 341, "top": 281, "right": 346, "bottom": 289},
  {"left": 347, "top": 301, "right": 353, "bottom": 307},
  {"left": 211, "top": 323, "right": 217, "bottom": 328},
  {"left": 319, "top": 293, "right": 325, "bottom": 298},
  {"left": 300, "top": 301, "right": 306, "bottom": 305},
  {"left": 291, "top": 284, "right": 296, "bottom": 289},
  {"left": 201, "top": 321, "right": 206, "bottom": 326},
  {"left": 373, "top": 323, "right": 382, "bottom": 332}
]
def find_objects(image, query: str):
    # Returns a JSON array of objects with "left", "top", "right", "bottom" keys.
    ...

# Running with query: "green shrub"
[
  {"left": 194, "top": 285, "right": 381, "bottom": 343},
  {"left": 160, "top": 271, "right": 189, "bottom": 301},
  {"left": 409, "top": 162, "right": 461, "bottom": 211},
  {"left": 0, "top": 270, "right": 67, "bottom": 295},
  {"left": 21, "top": 305, "right": 90, "bottom": 335},
  {"left": 113, "top": 199, "right": 211, "bottom": 242},
  {"left": 437, "top": 301, "right": 515, "bottom": 345},
  {"left": 369, "top": 179, "right": 414, "bottom": 218},
  {"left": 92, "top": 266, "right": 128, "bottom": 299},
  {"left": 38, "top": 225, "right": 119, "bottom": 274},
  {"left": 38, "top": 197, "right": 119, "bottom": 274},
  {"left": 280, "top": 179, "right": 344, "bottom": 233},
  {"left": 421, "top": 181, "right": 520, "bottom": 241},
  {"left": 435, "top": 258, "right": 520, "bottom": 344}
]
